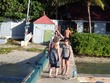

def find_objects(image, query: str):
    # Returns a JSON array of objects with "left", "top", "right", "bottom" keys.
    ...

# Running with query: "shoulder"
[
  {"left": 69, "top": 30, "right": 71, "bottom": 32},
  {"left": 69, "top": 44, "right": 71, "bottom": 47},
  {"left": 62, "top": 45, "right": 65, "bottom": 48},
  {"left": 50, "top": 36, "right": 54, "bottom": 42},
  {"left": 67, "top": 45, "right": 72, "bottom": 49}
]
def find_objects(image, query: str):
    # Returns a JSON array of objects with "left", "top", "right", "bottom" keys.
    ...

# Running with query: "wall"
[
  {"left": 0, "top": 19, "right": 33, "bottom": 39},
  {"left": 94, "top": 22, "right": 106, "bottom": 34},
  {"left": 74, "top": 20, "right": 83, "bottom": 32},
  {"left": 75, "top": 20, "right": 108, "bottom": 34},
  {"left": 32, "top": 24, "right": 55, "bottom": 44},
  {"left": 0, "top": 19, "right": 11, "bottom": 38}
]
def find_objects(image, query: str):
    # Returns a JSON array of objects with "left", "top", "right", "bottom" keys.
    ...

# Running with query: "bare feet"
[
  {"left": 49, "top": 75, "right": 53, "bottom": 78},
  {"left": 54, "top": 75, "right": 58, "bottom": 78},
  {"left": 59, "top": 71, "right": 64, "bottom": 75},
  {"left": 63, "top": 74, "right": 67, "bottom": 76}
]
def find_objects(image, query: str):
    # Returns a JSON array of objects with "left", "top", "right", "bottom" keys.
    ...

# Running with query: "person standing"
[
  {"left": 49, "top": 30, "right": 64, "bottom": 51},
  {"left": 48, "top": 37, "right": 61, "bottom": 78},
  {"left": 48, "top": 30, "right": 64, "bottom": 74},
  {"left": 64, "top": 27, "right": 72, "bottom": 40},
  {"left": 61, "top": 38, "right": 73, "bottom": 76}
]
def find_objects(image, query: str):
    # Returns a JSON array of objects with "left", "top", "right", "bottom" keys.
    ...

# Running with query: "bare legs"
[
  {"left": 49, "top": 67, "right": 53, "bottom": 77},
  {"left": 61, "top": 59, "right": 65, "bottom": 75},
  {"left": 55, "top": 68, "right": 59, "bottom": 77},
  {"left": 65, "top": 60, "right": 69, "bottom": 75},
  {"left": 49, "top": 67, "right": 59, "bottom": 77},
  {"left": 61, "top": 59, "right": 70, "bottom": 76}
]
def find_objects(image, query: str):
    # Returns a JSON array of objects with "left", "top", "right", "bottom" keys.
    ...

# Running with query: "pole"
[{"left": 24, "top": 0, "right": 30, "bottom": 41}]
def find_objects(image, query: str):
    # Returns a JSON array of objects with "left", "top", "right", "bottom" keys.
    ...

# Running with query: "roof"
[{"left": 34, "top": 15, "right": 55, "bottom": 24}]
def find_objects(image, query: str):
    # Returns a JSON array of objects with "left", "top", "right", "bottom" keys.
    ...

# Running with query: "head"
[
  {"left": 67, "top": 27, "right": 70, "bottom": 30},
  {"left": 53, "top": 36, "right": 59, "bottom": 44},
  {"left": 64, "top": 38, "right": 70, "bottom": 45},
  {"left": 54, "top": 31, "right": 58, "bottom": 36}
]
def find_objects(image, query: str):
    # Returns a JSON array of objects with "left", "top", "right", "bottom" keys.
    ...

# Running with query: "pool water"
[{"left": 76, "top": 62, "right": 110, "bottom": 74}]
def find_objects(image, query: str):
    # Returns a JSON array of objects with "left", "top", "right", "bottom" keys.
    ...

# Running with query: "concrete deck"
[{"left": 37, "top": 55, "right": 79, "bottom": 83}]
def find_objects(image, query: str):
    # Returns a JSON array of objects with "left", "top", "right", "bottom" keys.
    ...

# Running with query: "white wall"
[
  {"left": 0, "top": 19, "right": 11, "bottom": 38},
  {"left": 0, "top": 19, "right": 25, "bottom": 39},
  {"left": 32, "top": 24, "right": 55, "bottom": 44},
  {"left": 75, "top": 20, "right": 84, "bottom": 32}
]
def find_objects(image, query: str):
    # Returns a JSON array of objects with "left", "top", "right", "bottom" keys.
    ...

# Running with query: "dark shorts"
[
  {"left": 62, "top": 57, "right": 69, "bottom": 60},
  {"left": 50, "top": 63, "right": 60, "bottom": 68}
]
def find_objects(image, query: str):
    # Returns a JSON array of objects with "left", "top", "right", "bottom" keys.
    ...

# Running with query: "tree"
[
  {"left": 44, "top": 0, "right": 105, "bottom": 33},
  {"left": 29, "top": 0, "right": 44, "bottom": 20},
  {"left": 57, "top": 0, "right": 105, "bottom": 33},
  {"left": 0, "top": 0, "right": 26, "bottom": 21},
  {"left": 87, "top": 0, "right": 104, "bottom": 33},
  {"left": 43, "top": 0, "right": 76, "bottom": 19},
  {"left": 0, "top": 0, "right": 44, "bottom": 21}
]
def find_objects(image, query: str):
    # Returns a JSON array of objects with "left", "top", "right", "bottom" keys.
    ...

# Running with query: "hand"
[{"left": 56, "top": 30, "right": 60, "bottom": 34}]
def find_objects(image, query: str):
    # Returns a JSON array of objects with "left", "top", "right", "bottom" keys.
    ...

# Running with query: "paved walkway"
[{"left": 37, "top": 51, "right": 79, "bottom": 83}]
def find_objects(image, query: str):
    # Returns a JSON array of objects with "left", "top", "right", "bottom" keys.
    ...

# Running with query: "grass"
[
  {"left": 0, "top": 48, "right": 17, "bottom": 54},
  {"left": 76, "top": 62, "right": 110, "bottom": 74},
  {"left": 0, "top": 39, "right": 46, "bottom": 54},
  {"left": 0, "top": 47, "right": 45, "bottom": 54},
  {"left": 26, "top": 48, "right": 44, "bottom": 52}
]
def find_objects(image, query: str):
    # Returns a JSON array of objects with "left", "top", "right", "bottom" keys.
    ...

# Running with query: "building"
[{"left": 32, "top": 15, "right": 55, "bottom": 44}]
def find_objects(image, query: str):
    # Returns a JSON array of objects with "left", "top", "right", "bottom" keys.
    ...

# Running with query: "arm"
[
  {"left": 56, "top": 44, "right": 61, "bottom": 62},
  {"left": 56, "top": 30, "right": 64, "bottom": 40},
  {"left": 69, "top": 30, "right": 72, "bottom": 37},
  {"left": 69, "top": 46, "right": 73, "bottom": 59},
  {"left": 48, "top": 42, "right": 51, "bottom": 51},
  {"left": 48, "top": 37, "right": 54, "bottom": 51}
]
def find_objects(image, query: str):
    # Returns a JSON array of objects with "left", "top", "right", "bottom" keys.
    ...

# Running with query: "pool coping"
[{"left": 22, "top": 51, "right": 49, "bottom": 83}]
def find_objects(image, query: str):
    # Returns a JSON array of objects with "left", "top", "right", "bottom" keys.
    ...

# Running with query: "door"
[{"left": 44, "top": 30, "right": 54, "bottom": 43}]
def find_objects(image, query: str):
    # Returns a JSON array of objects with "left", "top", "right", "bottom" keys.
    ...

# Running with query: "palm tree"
[
  {"left": 46, "top": 0, "right": 105, "bottom": 33},
  {"left": 87, "top": 0, "right": 104, "bottom": 33},
  {"left": 54, "top": 0, "right": 75, "bottom": 19},
  {"left": 52, "top": 0, "right": 105, "bottom": 33}
]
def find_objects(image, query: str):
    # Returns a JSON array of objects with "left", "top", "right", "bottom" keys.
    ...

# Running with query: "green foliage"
[
  {"left": 95, "top": 0, "right": 105, "bottom": 10},
  {"left": 0, "top": 0, "right": 26, "bottom": 20},
  {"left": 30, "top": 1, "right": 44, "bottom": 20},
  {"left": 71, "top": 33, "right": 110, "bottom": 57},
  {"left": 0, "top": 0, "right": 44, "bottom": 21}
]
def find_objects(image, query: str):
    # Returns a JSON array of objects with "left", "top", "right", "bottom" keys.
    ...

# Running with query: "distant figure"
[
  {"left": 64, "top": 27, "right": 72, "bottom": 40},
  {"left": 61, "top": 38, "right": 73, "bottom": 76}
]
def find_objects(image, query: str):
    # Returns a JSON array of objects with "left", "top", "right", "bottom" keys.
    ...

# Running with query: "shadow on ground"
[{"left": 0, "top": 52, "right": 44, "bottom": 83}]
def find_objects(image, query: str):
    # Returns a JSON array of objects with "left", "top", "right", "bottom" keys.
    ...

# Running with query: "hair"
[
  {"left": 53, "top": 36, "right": 59, "bottom": 43},
  {"left": 64, "top": 38, "right": 70, "bottom": 44},
  {"left": 67, "top": 27, "right": 70, "bottom": 29}
]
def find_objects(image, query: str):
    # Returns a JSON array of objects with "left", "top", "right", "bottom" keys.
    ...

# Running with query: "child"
[
  {"left": 48, "top": 36, "right": 60, "bottom": 78},
  {"left": 61, "top": 38, "right": 72, "bottom": 76}
]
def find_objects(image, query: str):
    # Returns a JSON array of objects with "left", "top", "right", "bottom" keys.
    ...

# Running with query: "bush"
[{"left": 71, "top": 33, "right": 110, "bottom": 57}]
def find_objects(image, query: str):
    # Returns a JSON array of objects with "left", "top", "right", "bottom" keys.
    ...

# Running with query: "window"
[
  {"left": 106, "top": 23, "right": 110, "bottom": 32},
  {"left": 83, "top": 22, "right": 94, "bottom": 33}
]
